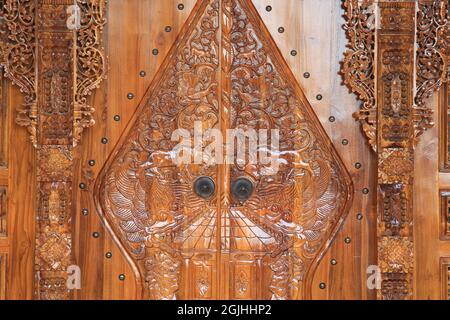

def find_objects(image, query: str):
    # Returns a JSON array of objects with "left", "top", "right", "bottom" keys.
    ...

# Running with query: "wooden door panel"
[
  {"left": 96, "top": 0, "right": 352, "bottom": 300},
  {"left": 2, "top": 0, "right": 447, "bottom": 300}
]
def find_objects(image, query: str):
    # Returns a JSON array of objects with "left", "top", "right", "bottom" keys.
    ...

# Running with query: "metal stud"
[
  {"left": 127, "top": 92, "right": 134, "bottom": 100},
  {"left": 139, "top": 70, "right": 146, "bottom": 77},
  {"left": 319, "top": 283, "right": 326, "bottom": 289},
  {"left": 93, "top": 232, "right": 100, "bottom": 239},
  {"left": 79, "top": 183, "right": 86, "bottom": 190},
  {"left": 101, "top": 137, "right": 108, "bottom": 144},
  {"left": 303, "top": 72, "right": 310, "bottom": 78},
  {"left": 362, "top": 188, "right": 369, "bottom": 194},
  {"left": 344, "top": 237, "right": 351, "bottom": 244},
  {"left": 290, "top": 50, "right": 297, "bottom": 56},
  {"left": 316, "top": 94, "right": 323, "bottom": 101},
  {"left": 278, "top": 27, "right": 285, "bottom": 33},
  {"left": 119, "top": 274, "right": 126, "bottom": 281},
  {"left": 355, "top": 162, "right": 362, "bottom": 169},
  {"left": 82, "top": 208, "right": 89, "bottom": 216},
  {"left": 342, "top": 139, "right": 349, "bottom": 145},
  {"left": 114, "top": 115, "right": 121, "bottom": 122},
  {"left": 152, "top": 48, "right": 159, "bottom": 56},
  {"left": 266, "top": 5, "right": 272, "bottom": 12},
  {"left": 88, "top": 160, "right": 96, "bottom": 166},
  {"left": 357, "top": 213, "right": 364, "bottom": 220},
  {"left": 165, "top": 26, "right": 172, "bottom": 32},
  {"left": 177, "top": 3, "right": 184, "bottom": 10},
  {"left": 105, "top": 252, "right": 112, "bottom": 259},
  {"left": 329, "top": 116, "right": 335, "bottom": 123},
  {"left": 331, "top": 259, "right": 337, "bottom": 266}
]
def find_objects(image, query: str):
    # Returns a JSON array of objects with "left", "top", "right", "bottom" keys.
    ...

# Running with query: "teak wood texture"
[{"left": 0, "top": 0, "right": 448, "bottom": 300}]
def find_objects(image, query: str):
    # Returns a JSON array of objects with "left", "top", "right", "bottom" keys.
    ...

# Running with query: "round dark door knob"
[
  {"left": 231, "top": 177, "right": 254, "bottom": 201},
  {"left": 194, "top": 176, "right": 216, "bottom": 199}
]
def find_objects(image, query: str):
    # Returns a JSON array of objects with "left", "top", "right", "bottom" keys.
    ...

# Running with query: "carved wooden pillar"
[
  {"left": 0, "top": 0, "right": 106, "bottom": 299},
  {"left": 342, "top": 0, "right": 448, "bottom": 300},
  {"left": 377, "top": 0, "right": 416, "bottom": 300}
]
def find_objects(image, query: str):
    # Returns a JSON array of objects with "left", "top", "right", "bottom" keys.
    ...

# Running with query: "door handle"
[
  {"left": 194, "top": 176, "right": 216, "bottom": 199},
  {"left": 231, "top": 177, "right": 254, "bottom": 202}
]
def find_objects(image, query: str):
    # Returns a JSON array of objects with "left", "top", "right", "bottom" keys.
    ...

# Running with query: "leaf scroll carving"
[
  {"left": 341, "top": 0, "right": 376, "bottom": 150},
  {"left": 414, "top": 0, "right": 449, "bottom": 139}
]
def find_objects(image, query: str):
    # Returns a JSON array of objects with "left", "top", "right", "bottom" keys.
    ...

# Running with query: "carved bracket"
[
  {"left": 0, "top": 0, "right": 106, "bottom": 300},
  {"left": 342, "top": 0, "right": 449, "bottom": 300},
  {"left": 0, "top": 0, "right": 106, "bottom": 148}
]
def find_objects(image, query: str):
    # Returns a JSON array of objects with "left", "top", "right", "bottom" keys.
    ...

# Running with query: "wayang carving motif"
[
  {"left": 341, "top": 0, "right": 449, "bottom": 300},
  {"left": 96, "top": 0, "right": 352, "bottom": 300},
  {"left": 0, "top": 0, "right": 106, "bottom": 300}
]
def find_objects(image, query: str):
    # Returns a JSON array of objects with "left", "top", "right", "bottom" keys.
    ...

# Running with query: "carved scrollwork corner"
[
  {"left": 74, "top": 0, "right": 107, "bottom": 146},
  {"left": 341, "top": 0, "right": 376, "bottom": 151},
  {"left": 0, "top": 0, "right": 107, "bottom": 147},
  {"left": 0, "top": 0, "right": 38, "bottom": 146},
  {"left": 0, "top": 0, "right": 107, "bottom": 300},
  {"left": 414, "top": 0, "right": 449, "bottom": 140}
]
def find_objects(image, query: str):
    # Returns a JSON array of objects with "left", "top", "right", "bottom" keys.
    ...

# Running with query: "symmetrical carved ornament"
[
  {"left": 0, "top": 0, "right": 106, "bottom": 300},
  {"left": 96, "top": 0, "right": 352, "bottom": 300},
  {"left": 1, "top": 0, "right": 106, "bottom": 147},
  {"left": 415, "top": 0, "right": 449, "bottom": 138},
  {"left": 341, "top": 0, "right": 376, "bottom": 150},
  {"left": 342, "top": 0, "right": 449, "bottom": 300}
]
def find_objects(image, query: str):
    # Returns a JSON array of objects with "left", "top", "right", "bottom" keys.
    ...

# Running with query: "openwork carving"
[
  {"left": 377, "top": 1, "right": 415, "bottom": 300},
  {"left": 1, "top": 0, "right": 37, "bottom": 145},
  {"left": 342, "top": 0, "right": 425, "bottom": 300},
  {"left": 415, "top": 0, "right": 449, "bottom": 138},
  {"left": 0, "top": 0, "right": 106, "bottom": 147},
  {"left": 97, "top": 0, "right": 352, "bottom": 300},
  {"left": 0, "top": 0, "right": 107, "bottom": 300},
  {"left": 341, "top": 0, "right": 376, "bottom": 150},
  {"left": 74, "top": 0, "right": 107, "bottom": 144}
]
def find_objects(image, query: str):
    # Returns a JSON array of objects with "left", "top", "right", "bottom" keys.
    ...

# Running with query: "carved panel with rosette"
[{"left": 96, "top": 0, "right": 352, "bottom": 300}]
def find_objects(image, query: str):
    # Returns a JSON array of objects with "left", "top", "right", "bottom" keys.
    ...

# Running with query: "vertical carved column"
[
  {"left": 0, "top": 0, "right": 106, "bottom": 299},
  {"left": 34, "top": 0, "right": 75, "bottom": 300},
  {"left": 376, "top": 1, "right": 416, "bottom": 300},
  {"left": 343, "top": 0, "right": 448, "bottom": 300}
]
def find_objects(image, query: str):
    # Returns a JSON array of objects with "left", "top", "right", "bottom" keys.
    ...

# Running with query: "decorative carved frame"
[
  {"left": 0, "top": 0, "right": 106, "bottom": 299},
  {"left": 342, "top": 0, "right": 449, "bottom": 300}
]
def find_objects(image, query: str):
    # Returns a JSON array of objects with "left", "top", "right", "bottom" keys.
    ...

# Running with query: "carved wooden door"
[
  {"left": 96, "top": 0, "right": 351, "bottom": 300},
  {"left": 0, "top": 0, "right": 449, "bottom": 301}
]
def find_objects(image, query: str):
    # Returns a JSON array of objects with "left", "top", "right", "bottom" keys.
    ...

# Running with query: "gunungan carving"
[{"left": 96, "top": 0, "right": 352, "bottom": 300}]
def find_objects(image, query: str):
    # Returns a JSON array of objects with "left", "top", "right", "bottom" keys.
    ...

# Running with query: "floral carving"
[
  {"left": 415, "top": 0, "right": 449, "bottom": 139},
  {"left": 0, "top": 0, "right": 107, "bottom": 300},
  {"left": 97, "top": 0, "right": 351, "bottom": 300},
  {"left": 74, "top": 0, "right": 107, "bottom": 145},
  {"left": 341, "top": 0, "right": 376, "bottom": 150}
]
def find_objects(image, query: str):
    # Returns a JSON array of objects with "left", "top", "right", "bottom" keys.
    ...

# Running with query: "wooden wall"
[{"left": 3, "top": 0, "right": 445, "bottom": 300}]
